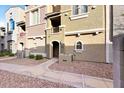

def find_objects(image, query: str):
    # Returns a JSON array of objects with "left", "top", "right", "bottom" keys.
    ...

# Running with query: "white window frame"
[
  {"left": 70, "top": 5, "right": 88, "bottom": 20},
  {"left": 29, "top": 8, "right": 40, "bottom": 26},
  {"left": 74, "top": 40, "right": 84, "bottom": 52}
]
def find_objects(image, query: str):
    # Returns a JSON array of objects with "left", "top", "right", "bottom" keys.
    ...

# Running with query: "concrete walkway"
[
  {"left": 0, "top": 56, "right": 16, "bottom": 61},
  {"left": 0, "top": 58, "right": 113, "bottom": 88}
]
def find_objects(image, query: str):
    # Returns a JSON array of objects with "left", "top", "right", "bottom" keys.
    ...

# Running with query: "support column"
[
  {"left": 105, "top": 5, "right": 113, "bottom": 63},
  {"left": 113, "top": 34, "right": 124, "bottom": 88}
]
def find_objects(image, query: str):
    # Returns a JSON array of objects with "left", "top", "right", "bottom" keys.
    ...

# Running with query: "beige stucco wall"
[
  {"left": 61, "top": 5, "right": 105, "bottom": 31},
  {"left": 64, "top": 32, "right": 105, "bottom": 62},
  {"left": 46, "top": 5, "right": 105, "bottom": 43}
]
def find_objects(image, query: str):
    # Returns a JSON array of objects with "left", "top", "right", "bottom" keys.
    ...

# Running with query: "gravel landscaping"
[
  {"left": 0, "top": 70, "right": 71, "bottom": 88},
  {"left": 49, "top": 61, "right": 113, "bottom": 79},
  {"left": 0, "top": 58, "right": 48, "bottom": 66}
]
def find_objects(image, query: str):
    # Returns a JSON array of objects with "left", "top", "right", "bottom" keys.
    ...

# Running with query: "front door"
[{"left": 53, "top": 41, "right": 59, "bottom": 57}]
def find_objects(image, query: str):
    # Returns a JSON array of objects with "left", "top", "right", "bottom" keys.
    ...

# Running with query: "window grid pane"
[
  {"left": 76, "top": 42, "right": 82, "bottom": 49},
  {"left": 81, "top": 5, "right": 88, "bottom": 14},
  {"left": 32, "top": 10, "right": 39, "bottom": 25},
  {"left": 73, "top": 5, "right": 79, "bottom": 15}
]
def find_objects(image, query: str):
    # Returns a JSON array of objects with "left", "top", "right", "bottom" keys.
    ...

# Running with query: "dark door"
[{"left": 53, "top": 41, "right": 59, "bottom": 57}]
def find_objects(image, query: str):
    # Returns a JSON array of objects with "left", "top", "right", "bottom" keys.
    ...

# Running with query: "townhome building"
[
  {"left": 25, "top": 5, "right": 46, "bottom": 57},
  {"left": 5, "top": 6, "right": 25, "bottom": 54},
  {"left": 45, "top": 5, "right": 113, "bottom": 63},
  {"left": 0, "top": 27, "right": 6, "bottom": 51}
]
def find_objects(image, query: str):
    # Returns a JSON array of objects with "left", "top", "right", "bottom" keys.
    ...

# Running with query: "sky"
[{"left": 0, "top": 5, "right": 25, "bottom": 26}]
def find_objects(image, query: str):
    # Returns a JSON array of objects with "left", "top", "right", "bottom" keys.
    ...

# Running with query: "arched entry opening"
[
  {"left": 52, "top": 41, "right": 59, "bottom": 58},
  {"left": 19, "top": 42, "right": 24, "bottom": 51},
  {"left": 17, "top": 42, "right": 24, "bottom": 58}
]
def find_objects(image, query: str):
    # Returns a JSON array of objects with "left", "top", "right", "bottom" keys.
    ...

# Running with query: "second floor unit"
[
  {"left": 5, "top": 6, "right": 25, "bottom": 41},
  {"left": 25, "top": 5, "right": 46, "bottom": 37},
  {"left": 45, "top": 5, "right": 111, "bottom": 42}
]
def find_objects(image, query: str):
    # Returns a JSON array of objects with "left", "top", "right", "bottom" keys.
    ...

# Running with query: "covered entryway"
[
  {"left": 52, "top": 41, "right": 59, "bottom": 57},
  {"left": 17, "top": 42, "right": 24, "bottom": 58}
]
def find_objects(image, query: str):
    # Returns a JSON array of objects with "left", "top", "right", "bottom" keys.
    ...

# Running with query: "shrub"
[
  {"left": 0, "top": 53, "right": 5, "bottom": 57},
  {"left": 29, "top": 54, "right": 35, "bottom": 59},
  {"left": 0, "top": 50, "right": 12, "bottom": 56},
  {"left": 2, "top": 50, "right": 11, "bottom": 55},
  {"left": 35, "top": 55, "right": 43, "bottom": 60},
  {"left": 9, "top": 53, "right": 15, "bottom": 57}
]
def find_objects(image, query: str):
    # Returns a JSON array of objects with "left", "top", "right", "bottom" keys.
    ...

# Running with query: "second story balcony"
[
  {"left": 52, "top": 27, "right": 59, "bottom": 33},
  {"left": 46, "top": 25, "right": 65, "bottom": 35}
]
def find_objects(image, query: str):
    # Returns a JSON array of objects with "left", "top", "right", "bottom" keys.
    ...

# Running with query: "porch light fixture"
[
  {"left": 76, "top": 33, "right": 80, "bottom": 37},
  {"left": 92, "top": 6, "right": 96, "bottom": 9}
]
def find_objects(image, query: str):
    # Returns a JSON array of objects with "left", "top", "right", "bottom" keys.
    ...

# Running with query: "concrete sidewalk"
[
  {"left": 0, "top": 57, "right": 16, "bottom": 61},
  {"left": 0, "top": 58, "right": 113, "bottom": 88}
]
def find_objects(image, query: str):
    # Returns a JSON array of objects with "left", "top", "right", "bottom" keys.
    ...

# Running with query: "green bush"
[
  {"left": 9, "top": 53, "right": 15, "bottom": 57},
  {"left": 0, "top": 53, "right": 5, "bottom": 57},
  {"left": 0, "top": 50, "right": 12, "bottom": 57},
  {"left": 29, "top": 54, "right": 35, "bottom": 59},
  {"left": 35, "top": 55, "right": 43, "bottom": 60},
  {"left": 0, "top": 50, "right": 15, "bottom": 57},
  {"left": 2, "top": 50, "right": 11, "bottom": 55}
]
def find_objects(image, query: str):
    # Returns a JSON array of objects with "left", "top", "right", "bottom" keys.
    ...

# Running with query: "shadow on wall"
[{"left": 27, "top": 46, "right": 46, "bottom": 57}]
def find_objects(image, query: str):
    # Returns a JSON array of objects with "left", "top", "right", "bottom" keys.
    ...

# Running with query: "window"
[
  {"left": 76, "top": 41, "right": 82, "bottom": 49},
  {"left": 30, "top": 9, "right": 40, "bottom": 25},
  {"left": 81, "top": 5, "right": 88, "bottom": 14},
  {"left": 73, "top": 5, "right": 88, "bottom": 15},
  {"left": 9, "top": 18, "right": 15, "bottom": 31},
  {"left": 71, "top": 5, "right": 88, "bottom": 20},
  {"left": 73, "top": 5, "right": 79, "bottom": 15},
  {"left": 75, "top": 41, "right": 84, "bottom": 52}
]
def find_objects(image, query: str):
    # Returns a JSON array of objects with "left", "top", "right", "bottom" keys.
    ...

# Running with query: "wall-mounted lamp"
[
  {"left": 92, "top": 6, "right": 96, "bottom": 9},
  {"left": 64, "top": 13, "right": 68, "bottom": 16}
]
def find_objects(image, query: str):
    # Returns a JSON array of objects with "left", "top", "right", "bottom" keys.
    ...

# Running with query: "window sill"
[
  {"left": 27, "top": 23, "right": 41, "bottom": 27},
  {"left": 70, "top": 13, "right": 88, "bottom": 20}
]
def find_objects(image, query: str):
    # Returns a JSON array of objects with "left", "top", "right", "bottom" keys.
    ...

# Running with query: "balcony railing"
[
  {"left": 52, "top": 27, "right": 59, "bottom": 33},
  {"left": 7, "top": 30, "right": 13, "bottom": 34},
  {"left": 45, "top": 25, "right": 65, "bottom": 35}
]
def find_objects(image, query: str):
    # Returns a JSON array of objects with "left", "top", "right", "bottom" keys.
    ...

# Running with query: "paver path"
[{"left": 0, "top": 58, "right": 113, "bottom": 88}]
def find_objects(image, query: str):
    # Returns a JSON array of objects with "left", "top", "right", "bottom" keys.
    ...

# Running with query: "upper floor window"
[
  {"left": 9, "top": 18, "right": 15, "bottom": 31},
  {"left": 73, "top": 5, "right": 79, "bottom": 15},
  {"left": 81, "top": 5, "right": 88, "bottom": 14},
  {"left": 30, "top": 9, "right": 40, "bottom": 25},
  {"left": 73, "top": 5, "right": 88, "bottom": 15},
  {"left": 71, "top": 5, "right": 88, "bottom": 20}
]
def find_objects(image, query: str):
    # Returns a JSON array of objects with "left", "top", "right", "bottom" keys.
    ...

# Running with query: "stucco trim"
[
  {"left": 25, "top": 5, "right": 46, "bottom": 13},
  {"left": 70, "top": 13, "right": 88, "bottom": 20},
  {"left": 65, "top": 28, "right": 105, "bottom": 35},
  {"left": 27, "top": 35, "right": 45, "bottom": 39}
]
